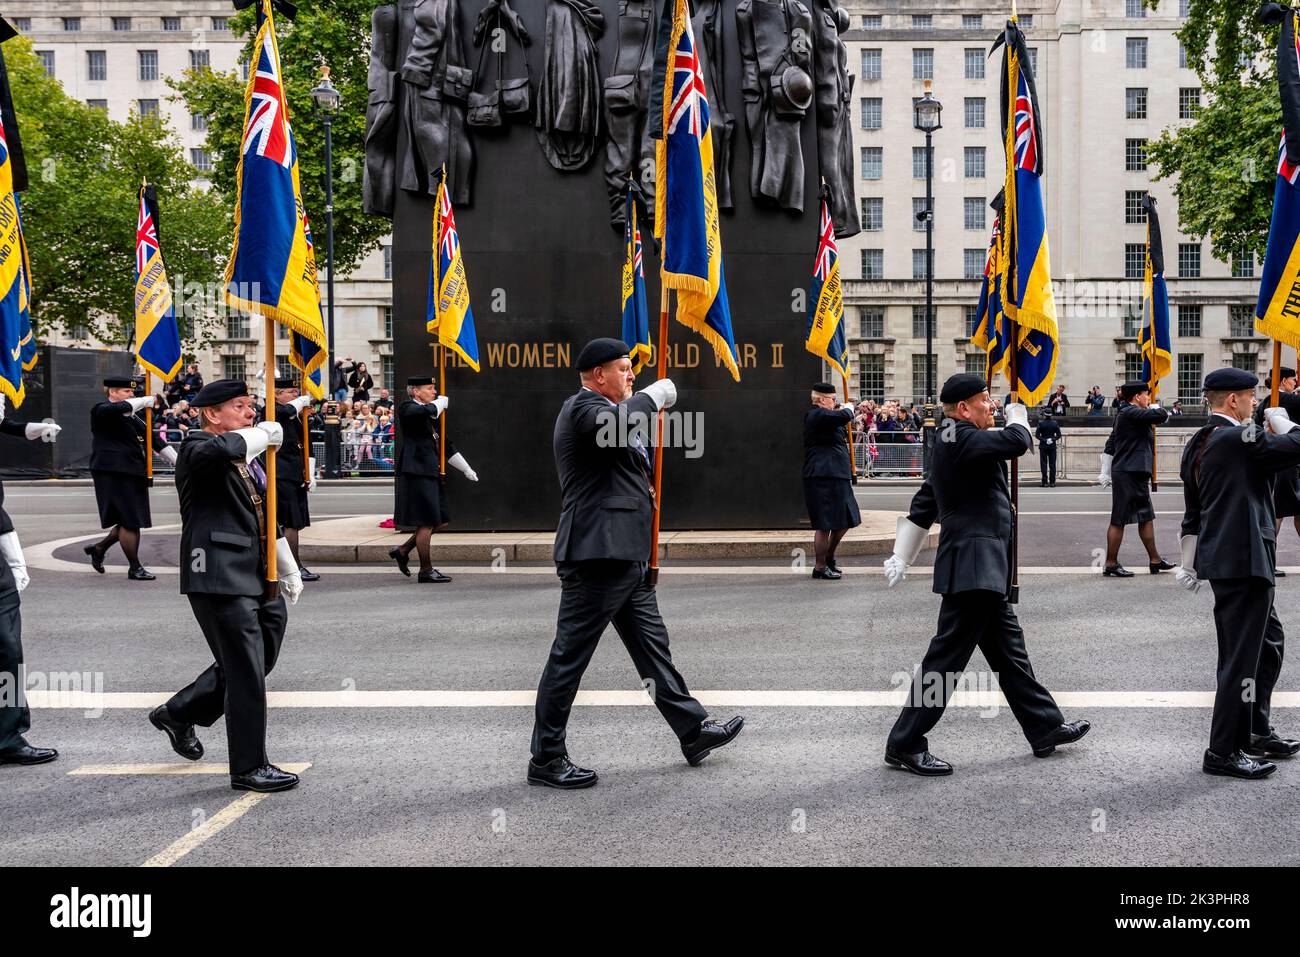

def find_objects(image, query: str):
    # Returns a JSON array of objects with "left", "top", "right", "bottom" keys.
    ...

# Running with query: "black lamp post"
[
  {"left": 311, "top": 67, "right": 342, "bottom": 477},
  {"left": 914, "top": 80, "right": 942, "bottom": 474}
]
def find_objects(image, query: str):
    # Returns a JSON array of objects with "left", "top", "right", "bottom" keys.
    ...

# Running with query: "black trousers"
[
  {"left": 165, "top": 592, "right": 287, "bottom": 773},
  {"left": 531, "top": 559, "right": 708, "bottom": 762},
  {"left": 888, "top": 590, "right": 1064, "bottom": 753},
  {"left": 1208, "top": 577, "right": 1286, "bottom": 755},
  {"left": 0, "top": 589, "right": 30, "bottom": 752},
  {"left": 1039, "top": 445, "right": 1057, "bottom": 485}
]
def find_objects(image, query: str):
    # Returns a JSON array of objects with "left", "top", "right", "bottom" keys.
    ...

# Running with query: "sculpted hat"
[
  {"left": 1203, "top": 368, "right": 1258, "bottom": 391},
  {"left": 576, "top": 337, "right": 631, "bottom": 372},
  {"left": 191, "top": 379, "right": 249, "bottom": 408},
  {"left": 103, "top": 376, "right": 137, "bottom": 389},
  {"left": 812, "top": 382, "right": 836, "bottom": 395},
  {"left": 938, "top": 372, "right": 988, "bottom": 404},
  {"left": 1120, "top": 380, "right": 1150, "bottom": 401}
]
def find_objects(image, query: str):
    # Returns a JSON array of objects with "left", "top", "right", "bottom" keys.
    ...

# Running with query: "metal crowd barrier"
[
  {"left": 339, "top": 433, "right": 396, "bottom": 473},
  {"left": 855, "top": 430, "right": 924, "bottom": 478}
]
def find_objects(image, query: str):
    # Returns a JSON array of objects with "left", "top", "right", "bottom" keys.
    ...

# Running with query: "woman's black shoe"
[
  {"left": 84, "top": 545, "right": 105, "bottom": 574},
  {"left": 389, "top": 547, "right": 410, "bottom": 577},
  {"left": 827, "top": 558, "right": 841, "bottom": 573},
  {"left": 418, "top": 569, "right": 452, "bottom": 583},
  {"left": 127, "top": 566, "right": 156, "bottom": 581},
  {"left": 811, "top": 567, "right": 842, "bottom": 580},
  {"left": 1149, "top": 559, "right": 1176, "bottom": 573},
  {"left": 1102, "top": 564, "right": 1134, "bottom": 578}
]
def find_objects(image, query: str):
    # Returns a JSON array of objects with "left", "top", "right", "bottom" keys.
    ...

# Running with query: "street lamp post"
[
  {"left": 311, "top": 67, "right": 341, "bottom": 476},
  {"left": 914, "top": 80, "right": 942, "bottom": 475}
]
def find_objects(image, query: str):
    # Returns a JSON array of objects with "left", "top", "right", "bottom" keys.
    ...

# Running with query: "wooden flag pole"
[
  {"left": 1008, "top": 314, "right": 1020, "bottom": 605},
  {"left": 439, "top": 344, "right": 447, "bottom": 476},
  {"left": 435, "top": 167, "right": 447, "bottom": 477},
  {"left": 145, "top": 371, "right": 154, "bottom": 482},
  {"left": 647, "top": 278, "right": 670, "bottom": 586},
  {"left": 300, "top": 368, "right": 311, "bottom": 485},
  {"left": 264, "top": 316, "right": 278, "bottom": 585},
  {"left": 840, "top": 371, "right": 856, "bottom": 484},
  {"left": 1272, "top": 341, "right": 1283, "bottom": 413}
]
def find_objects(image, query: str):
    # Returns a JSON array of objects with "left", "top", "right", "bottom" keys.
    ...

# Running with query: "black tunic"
[
  {"left": 271, "top": 403, "right": 311, "bottom": 529},
  {"left": 1107, "top": 401, "right": 1168, "bottom": 526},
  {"left": 801, "top": 406, "right": 860, "bottom": 531},
  {"left": 393, "top": 399, "right": 455, "bottom": 527},
  {"left": 89, "top": 400, "right": 162, "bottom": 529},
  {"left": 1254, "top": 390, "right": 1300, "bottom": 518}
]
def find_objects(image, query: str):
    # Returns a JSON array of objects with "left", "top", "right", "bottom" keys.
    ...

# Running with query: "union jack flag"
[
  {"left": 633, "top": 223, "right": 644, "bottom": 275},
  {"left": 814, "top": 203, "right": 837, "bottom": 281},
  {"left": 667, "top": 19, "right": 709, "bottom": 139},
  {"left": 136, "top": 191, "right": 159, "bottom": 276},
  {"left": 242, "top": 32, "right": 292, "bottom": 168},
  {"left": 1014, "top": 69, "right": 1039, "bottom": 173},
  {"left": 438, "top": 186, "right": 459, "bottom": 261},
  {"left": 1279, "top": 134, "right": 1300, "bottom": 184}
]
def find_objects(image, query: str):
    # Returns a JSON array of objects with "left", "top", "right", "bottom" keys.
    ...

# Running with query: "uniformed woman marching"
[
  {"left": 84, "top": 376, "right": 175, "bottom": 580},
  {"left": 803, "top": 382, "right": 861, "bottom": 579},
  {"left": 389, "top": 376, "right": 479, "bottom": 582}
]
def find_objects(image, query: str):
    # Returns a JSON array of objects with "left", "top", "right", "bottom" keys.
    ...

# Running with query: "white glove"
[
  {"left": 1174, "top": 534, "right": 1200, "bottom": 593},
  {"left": 256, "top": 421, "right": 284, "bottom": 448},
  {"left": 431, "top": 395, "right": 449, "bottom": 415},
  {"left": 883, "top": 517, "right": 927, "bottom": 588},
  {"left": 0, "top": 530, "right": 29, "bottom": 593},
  {"left": 308, "top": 457, "right": 317, "bottom": 492},
  {"left": 275, "top": 537, "right": 303, "bottom": 605},
  {"left": 232, "top": 426, "right": 272, "bottom": 461},
  {"left": 158, "top": 445, "right": 178, "bottom": 465},
  {"left": 24, "top": 421, "right": 61, "bottom": 442},
  {"left": 1265, "top": 407, "right": 1298, "bottom": 435},
  {"left": 448, "top": 451, "right": 478, "bottom": 482},
  {"left": 126, "top": 396, "right": 153, "bottom": 413},
  {"left": 839, "top": 402, "right": 855, "bottom": 412},
  {"left": 1097, "top": 452, "right": 1113, "bottom": 488},
  {"left": 288, "top": 395, "right": 314, "bottom": 413},
  {"left": 1003, "top": 402, "right": 1029, "bottom": 430},
  {"left": 642, "top": 378, "right": 677, "bottom": 411}
]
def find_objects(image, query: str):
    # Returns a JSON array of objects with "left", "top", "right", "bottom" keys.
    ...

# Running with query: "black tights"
[
  {"left": 814, "top": 528, "right": 848, "bottom": 570},
  {"left": 1105, "top": 520, "right": 1160, "bottom": 566},
  {"left": 399, "top": 527, "right": 433, "bottom": 573},
  {"left": 95, "top": 526, "right": 142, "bottom": 569},
  {"left": 283, "top": 527, "right": 301, "bottom": 566}
]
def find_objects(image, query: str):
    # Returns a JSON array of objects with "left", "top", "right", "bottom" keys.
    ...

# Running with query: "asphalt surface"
[{"left": 2, "top": 482, "right": 1299, "bottom": 866}]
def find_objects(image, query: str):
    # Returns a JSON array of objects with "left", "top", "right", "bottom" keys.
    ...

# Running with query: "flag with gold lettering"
[
  {"left": 0, "top": 109, "right": 32, "bottom": 407},
  {"left": 804, "top": 194, "right": 849, "bottom": 379},
  {"left": 427, "top": 174, "right": 480, "bottom": 372},
  {"left": 1256, "top": 5, "right": 1300, "bottom": 349},
  {"left": 621, "top": 189, "right": 652, "bottom": 374},
  {"left": 135, "top": 183, "right": 182, "bottom": 382}
]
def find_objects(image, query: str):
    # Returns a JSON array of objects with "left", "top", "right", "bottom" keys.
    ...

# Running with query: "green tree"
[
  {"left": 171, "top": 0, "right": 381, "bottom": 278},
  {"left": 7, "top": 37, "right": 229, "bottom": 349}
]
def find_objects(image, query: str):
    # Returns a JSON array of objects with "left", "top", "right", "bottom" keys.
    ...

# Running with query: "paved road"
[{"left": 3, "top": 483, "right": 1299, "bottom": 866}]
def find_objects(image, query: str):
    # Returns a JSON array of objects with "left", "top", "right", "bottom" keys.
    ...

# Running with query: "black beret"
[
  {"left": 407, "top": 375, "right": 434, "bottom": 387},
  {"left": 576, "top": 337, "right": 631, "bottom": 371},
  {"left": 812, "top": 382, "right": 836, "bottom": 395},
  {"left": 191, "top": 379, "right": 249, "bottom": 408},
  {"left": 274, "top": 377, "right": 296, "bottom": 390},
  {"left": 1203, "top": 368, "right": 1258, "bottom": 391},
  {"left": 1271, "top": 367, "right": 1297, "bottom": 381},
  {"left": 939, "top": 372, "right": 987, "bottom": 404},
  {"left": 103, "top": 376, "right": 136, "bottom": 389},
  {"left": 1120, "top": 380, "right": 1150, "bottom": 401}
]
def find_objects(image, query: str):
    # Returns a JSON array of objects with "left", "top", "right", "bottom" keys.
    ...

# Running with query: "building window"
[
  {"left": 383, "top": 245, "right": 393, "bottom": 280},
  {"left": 912, "top": 146, "right": 931, "bottom": 180},
  {"left": 964, "top": 97, "right": 985, "bottom": 129},
  {"left": 1177, "top": 354, "right": 1203, "bottom": 401},
  {"left": 1179, "top": 41, "right": 1187, "bottom": 70},
  {"left": 113, "top": 17, "right": 132, "bottom": 31},
  {"left": 192, "top": 112, "right": 208, "bottom": 132},
  {"left": 861, "top": 249, "right": 884, "bottom": 280},
  {"left": 223, "top": 355, "right": 247, "bottom": 382},
  {"left": 860, "top": 49, "right": 881, "bottom": 81},
  {"left": 861, "top": 147, "right": 882, "bottom": 180},
  {"left": 913, "top": 49, "right": 934, "bottom": 81},
  {"left": 860, "top": 97, "right": 882, "bottom": 129},
  {"left": 1178, "top": 243, "right": 1201, "bottom": 278},
  {"left": 1020, "top": 14, "right": 1034, "bottom": 29},
  {"left": 963, "top": 249, "right": 984, "bottom": 280},
  {"left": 382, "top": 307, "right": 394, "bottom": 339},
  {"left": 1125, "top": 138, "right": 1148, "bottom": 172},
  {"left": 87, "top": 50, "right": 106, "bottom": 82},
  {"left": 226, "top": 314, "right": 251, "bottom": 339},
  {"left": 1126, "top": 38, "right": 1148, "bottom": 69},
  {"left": 1125, "top": 190, "right": 1148, "bottom": 224},
  {"left": 1123, "top": 352, "right": 1145, "bottom": 381},
  {"left": 138, "top": 99, "right": 159, "bottom": 118},
  {"left": 190, "top": 148, "right": 212, "bottom": 172},
  {"left": 1180, "top": 0, "right": 1190, "bottom": 16},
  {"left": 859, "top": 354, "right": 885, "bottom": 402},
  {"left": 912, "top": 197, "right": 929, "bottom": 231},
  {"left": 1232, "top": 352, "right": 1258, "bottom": 373},
  {"left": 211, "top": 17, "right": 230, "bottom": 31},
  {"left": 965, "top": 305, "right": 981, "bottom": 336},
  {"left": 37, "top": 51, "right": 55, "bottom": 79},
  {"left": 163, "top": 17, "right": 182, "bottom": 31},
  {"left": 190, "top": 50, "right": 211, "bottom": 72},
  {"left": 86, "top": 99, "right": 108, "bottom": 111},
  {"left": 963, "top": 15, "right": 983, "bottom": 30},
  {"left": 912, "top": 355, "right": 936, "bottom": 403},
  {"left": 860, "top": 308, "right": 884, "bottom": 339},
  {"left": 63, "top": 17, "right": 81, "bottom": 31},
  {"left": 964, "top": 197, "right": 986, "bottom": 231},
  {"left": 381, "top": 355, "right": 395, "bottom": 393},
  {"left": 12, "top": 18, "right": 30, "bottom": 31},
  {"left": 241, "top": 60, "right": 250, "bottom": 81},
  {"left": 912, "top": 15, "right": 932, "bottom": 30},
  {"left": 1028, "top": 48, "right": 1039, "bottom": 75},
  {"left": 1125, "top": 243, "right": 1146, "bottom": 279},
  {"left": 861, "top": 197, "right": 883, "bottom": 231},
  {"left": 964, "top": 147, "right": 985, "bottom": 179},
  {"left": 1177, "top": 305, "right": 1202, "bottom": 337},
  {"left": 1123, "top": 307, "right": 1144, "bottom": 338},
  {"left": 962, "top": 352, "right": 986, "bottom": 375},
  {"left": 912, "top": 250, "right": 933, "bottom": 281},
  {"left": 862, "top": 15, "right": 882, "bottom": 30},
  {"left": 1230, "top": 304, "right": 1256, "bottom": 337},
  {"left": 912, "top": 305, "right": 930, "bottom": 339},
  {"left": 965, "top": 48, "right": 985, "bottom": 80},
  {"left": 1126, "top": 87, "right": 1147, "bottom": 119},
  {"left": 139, "top": 50, "right": 158, "bottom": 82},
  {"left": 1126, "top": 0, "right": 1146, "bottom": 17},
  {"left": 1179, "top": 87, "right": 1201, "bottom": 119},
  {"left": 1232, "top": 248, "right": 1255, "bottom": 279}
]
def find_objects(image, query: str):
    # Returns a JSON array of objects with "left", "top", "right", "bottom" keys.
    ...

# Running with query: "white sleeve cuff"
[{"left": 232, "top": 427, "right": 269, "bottom": 461}]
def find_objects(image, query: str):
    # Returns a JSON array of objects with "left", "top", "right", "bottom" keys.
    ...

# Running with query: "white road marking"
[{"left": 140, "top": 793, "right": 267, "bottom": 867}]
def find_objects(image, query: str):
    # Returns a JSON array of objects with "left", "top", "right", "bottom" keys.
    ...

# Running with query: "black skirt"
[
  {"left": 803, "top": 477, "right": 862, "bottom": 532},
  {"left": 1110, "top": 470, "right": 1155, "bottom": 526},
  {"left": 91, "top": 471, "right": 151, "bottom": 529},
  {"left": 1275, "top": 469, "right": 1300, "bottom": 519},
  {"left": 276, "top": 480, "right": 311, "bottom": 529},
  {"left": 395, "top": 474, "right": 449, "bottom": 528}
]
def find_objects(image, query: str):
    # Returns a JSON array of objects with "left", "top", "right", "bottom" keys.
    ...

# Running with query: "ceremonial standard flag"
[
  {"left": 1256, "top": 6, "right": 1300, "bottom": 349},
  {"left": 223, "top": 0, "right": 327, "bottom": 396},
  {"left": 426, "top": 175, "right": 479, "bottom": 371},
  {"left": 0, "top": 110, "right": 32, "bottom": 407},
  {"left": 804, "top": 194, "right": 849, "bottom": 379},
  {"left": 1138, "top": 195, "right": 1171, "bottom": 397},
  {"left": 621, "top": 189, "right": 652, "bottom": 374},
  {"left": 970, "top": 194, "right": 1008, "bottom": 382},
  {"left": 996, "top": 17, "right": 1058, "bottom": 406},
  {"left": 649, "top": 0, "right": 740, "bottom": 381},
  {"left": 134, "top": 183, "right": 182, "bottom": 382}
]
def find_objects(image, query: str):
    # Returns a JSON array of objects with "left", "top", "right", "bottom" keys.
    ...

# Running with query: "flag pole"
[
  {"left": 264, "top": 316, "right": 278, "bottom": 586},
  {"left": 648, "top": 278, "right": 670, "bottom": 586},
  {"left": 840, "top": 370, "right": 856, "bottom": 484},
  {"left": 300, "top": 367, "right": 311, "bottom": 485},
  {"left": 436, "top": 167, "right": 447, "bottom": 477},
  {"left": 1008, "top": 315, "right": 1020, "bottom": 605},
  {"left": 145, "top": 371, "right": 154, "bottom": 483}
]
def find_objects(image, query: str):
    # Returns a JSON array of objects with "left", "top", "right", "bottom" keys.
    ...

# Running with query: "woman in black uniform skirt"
[
  {"left": 804, "top": 382, "right": 861, "bottom": 580},
  {"left": 271, "top": 377, "right": 320, "bottom": 581},
  {"left": 389, "top": 376, "right": 479, "bottom": 583},
  {"left": 84, "top": 377, "right": 174, "bottom": 580}
]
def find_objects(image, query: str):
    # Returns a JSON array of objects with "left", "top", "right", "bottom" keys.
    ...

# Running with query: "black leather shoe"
[
  {"left": 1102, "top": 564, "right": 1134, "bottom": 578},
  {"left": 827, "top": 558, "right": 841, "bottom": 574},
  {"left": 1149, "top": 559, "right": 1176, "bottom": 573},
  {"left": 231, "top": 764, "right": 300, "bottom": 792},
  {"left": 884, "top": 747, "right": 953, "bottom": 776},
  {"left": 127, "top": 566, "right": 156, "bottom": 581},
  {"left": 1276, "top": 568, "right": 1288, "bottom": 577},
  {"left": 0, "top": 744, "right": 58, "bottom": 765},
  {"left": 682, "top": 716, "right": 744, "bottom": 766},
  {"left": 527, "top": 756, "right": 598, "bottom": 789},
  {"left": 84, "top": 544, "right": 105, "bottom": 573},
  {"left": 298, "top": 567, "right": 321, "bottom": 582},
  {"left": 149, "top": 705, "right": 203, "bottom": 761},
  {"left": 1032, "top": 719, "right": 1091, "bottom": 757},
  {"left": 1203, "top": 749, "right": 1276, "bottom": 779},
  {"left": 388, "top": 547, "right": 410, "bottom": 577},
  {"left": 417, "top": 568, "right": 452, "bottom": 583},
  {"left": 811, "top": 567, "right": 842, "bottom": 580},
  {"left": 1246, "top": 731, "right": 1300, "bottom": 759}
]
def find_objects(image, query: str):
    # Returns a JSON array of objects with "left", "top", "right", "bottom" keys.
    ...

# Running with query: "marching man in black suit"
[
  {"left": 0, "top": 406, "right": 62, "bottom": 766},
  {"left": 881, "top": 373, "right": 1089, "bottom": 775},
  {"left": 803, "top": 381, "right": 861, "bottom": 579},
  {"left": 1254, "top": 366, "right": 1300, "bottom": 576},
  {"left": 1176, "top": 368, "right": 1300, "bottom": 779},
  {"left": 84, "top": 376, "right": 176, "bottom": 580},
  {"left": 528, "top": 338, "right": 743, "bottom": 789},
  {"left": 1097, "top": 381, "right": 1175, "bottom": 577},
  {"left": 271, "top": 377, "right": 319, "bottom": 582},
  {"left": 149, "top": 380, "right": 306, "bottom": 793}
]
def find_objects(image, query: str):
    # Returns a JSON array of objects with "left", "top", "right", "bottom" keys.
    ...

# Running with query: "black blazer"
[
  {"left": 802, "top": 406, "right": 853, "bottom": 479},
  {"left": 906, "top": 418, "right": 1031, "bottom": 596},
  {"left": 89, "top": 401, "right": 164, "bottom": 475},
  {"left": 176, "top": 430, "right": 281, "bottom": 597},
  {"left": 394, "top": 399, "right": 455, "bottom": 476},
  {"left": 0, "top": 418, "right": 24, "bottom": 595},
  {"left": 1180, "top": 414, "right": 1300, "bottom": 583},
  {"left": 552, "top": 388, "right": 657, "bottom": 563},
  {"left": 271, "top": 402, "right": 308, "bottom": 487},
  {"left": 1034, "top": 419, "right": 1062, "bottom": 447},
  {"left": 1109, "top": 402, "right": 1168, "bottom": 474},
  {"left": 348, "top": 371, "right": 373, "bottom": 400}
]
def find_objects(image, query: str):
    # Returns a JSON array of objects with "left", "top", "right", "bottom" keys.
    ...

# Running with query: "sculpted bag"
[
  {"left": 442, "top": 65, "right": 474, "bottom": 104},
  {"left": 501, "top": 75, "right": 531, "bottom": 115}
]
